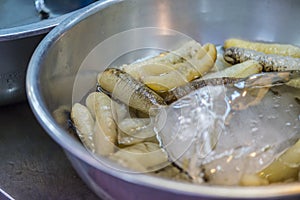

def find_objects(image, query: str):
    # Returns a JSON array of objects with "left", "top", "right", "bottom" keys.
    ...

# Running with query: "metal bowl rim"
[
  {"left": 26, "top": 0, "right": 300, "bottom": 198},
  {"left": 0, "top": 2, "right": 93, "bottom": 41}
]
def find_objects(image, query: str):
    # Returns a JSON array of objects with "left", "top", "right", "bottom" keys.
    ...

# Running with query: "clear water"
[{"left": 157, "top": 81, "right": 300, "bottom": 185}]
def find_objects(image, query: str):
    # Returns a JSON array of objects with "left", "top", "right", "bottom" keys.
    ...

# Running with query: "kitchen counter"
[{"left": 0, "top": 102, "right": 100, "bottom": 199}]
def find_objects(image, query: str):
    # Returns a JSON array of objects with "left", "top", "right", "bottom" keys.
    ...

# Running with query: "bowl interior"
[{"left": 27, "top": 0, "right": 300, "bottom": 198}]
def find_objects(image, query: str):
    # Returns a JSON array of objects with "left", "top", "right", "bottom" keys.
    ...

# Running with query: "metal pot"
[
  {"left": 0, "top": 0, "right": 95, "bottom": 105},
  {"left": 27, "top": 0, "right": 300, "bottom": 199}
]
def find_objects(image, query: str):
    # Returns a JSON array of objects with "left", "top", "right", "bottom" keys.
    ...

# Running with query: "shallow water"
[{"left": 157, "top": 83, "right": 300, "bottom": 185}]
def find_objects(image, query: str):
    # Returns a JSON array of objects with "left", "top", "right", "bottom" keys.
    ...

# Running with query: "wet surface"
[
  {"left": 0, "top": 102, "right": 100, "bottom": 199},
  {"left": 158, "top": 83, "right": 300, "bottom": 185}
]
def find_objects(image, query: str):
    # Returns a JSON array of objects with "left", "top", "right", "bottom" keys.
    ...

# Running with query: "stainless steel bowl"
[
  {"left": 0, "top": 0, "right": 95, "bottom": 105},
  {"left": 27, "top": 0, "right": 300, "bottom": 199}
]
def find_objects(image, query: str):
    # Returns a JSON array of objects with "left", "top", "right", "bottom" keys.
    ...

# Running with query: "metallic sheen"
[
  {"left": 0, "top": 0, "right": 96, "bottom": 105},
  {"left": 27, "top": 0, "right": 300, "bottom": 199}
]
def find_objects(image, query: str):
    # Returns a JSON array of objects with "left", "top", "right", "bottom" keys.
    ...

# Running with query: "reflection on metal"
[
  {"left": 0, "top": 0, "right": 98, "bottom": 106},
  {"left": 35, "top": 0, "right": 50, "bottom": 19},
  {"left": 34, "top": 0, "right": 97, "bottom": 19},
  {"left": 0, "top": 188, "right": 14, "bottom": 200}
]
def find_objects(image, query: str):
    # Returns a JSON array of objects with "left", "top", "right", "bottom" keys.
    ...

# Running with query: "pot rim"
[
  {"left": 0, "top": 3, "right": 89, "bottom": 41},
  {"left": 26, "top": 0, "right": 300, "bottom": 198}
]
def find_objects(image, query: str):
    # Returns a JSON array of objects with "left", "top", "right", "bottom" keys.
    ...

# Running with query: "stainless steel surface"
[
  {"left": 0, "top": 102, "right": 99, "bottom": 199},
  {"left": 35, "top": 0, "right": 96, "bottom": 19},
  {"left": 26, "top": 0, "right": 300, "bottom": 199},
  {"left": 1, "top": 0, "right": 40, "bottom": 29},
  {"left": 0, "top": 34, "right": 44, "bottom": 106},
  {"left": 0, "top": 188, "right": 13, "bottom": 200},
  {"left": 0, "top": 0, "right": 97, "bottom": 106}
]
